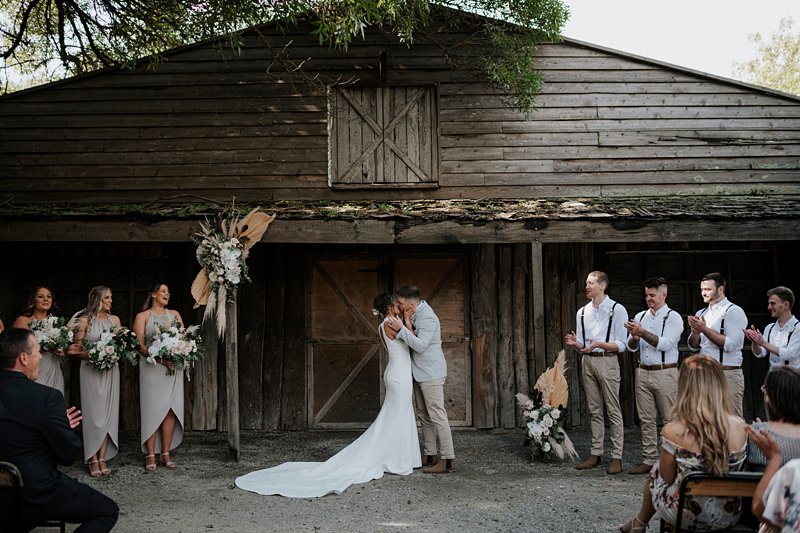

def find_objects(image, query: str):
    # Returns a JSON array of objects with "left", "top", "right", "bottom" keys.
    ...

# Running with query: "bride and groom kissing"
[{"left": 235, "top": 285, "right": 455, "bottom": 498}]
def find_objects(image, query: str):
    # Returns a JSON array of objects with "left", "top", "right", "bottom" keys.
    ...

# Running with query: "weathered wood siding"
[{"left": 1, "top": 25, "right": 798, "bottom": 203}]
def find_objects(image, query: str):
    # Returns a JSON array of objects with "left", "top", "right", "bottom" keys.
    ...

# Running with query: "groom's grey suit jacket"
[{"left": 396, "top": 300, "right": 447, "bottom": 382}]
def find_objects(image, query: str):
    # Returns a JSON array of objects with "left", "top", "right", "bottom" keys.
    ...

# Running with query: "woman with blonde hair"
[
  {"left": 72, "top": 286, "right": 122, "bottom": 477},
  {"left": 619, "top": 355, "right": 747, "bottom": 532},
  {"left": 132, "top": 283, "right": 185, "bottom": 472}
]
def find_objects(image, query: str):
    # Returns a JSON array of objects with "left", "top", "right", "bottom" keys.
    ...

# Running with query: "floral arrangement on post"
[
  {"left": 515, "top": 350, "right": 579, "bottom": 462},
  {"left": 29, "top": 316, "right": 74, "bottom": 354},
  {"left": 146, "top": 322, "right": 204, "bottom": 380},
  {"left": 84, "top": 327, "right": 141, "bottom": 371},
  {"left": 191, "top": 206, "right": 275, "bottom": 337}
]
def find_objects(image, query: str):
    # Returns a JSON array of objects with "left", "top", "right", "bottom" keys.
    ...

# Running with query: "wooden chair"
[
  {"left": 0, "top": 461, "right": 66, "bottom": 533},
  {"left": 661, "top": 471, "right": 762, "bottom": 532}
]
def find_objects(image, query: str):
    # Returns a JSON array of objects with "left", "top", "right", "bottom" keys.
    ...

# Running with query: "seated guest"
[
  {"left": 0, "top": 328, "right": 118, "bottom": 532},
  {"left": 619, "top": 355, "right": 747, "bottom": 532},
  {"left": 747, "top": 426, "right": 800, "bottom": 532},
  {"left": 748, "top": 366, "right": 800, "bottom": 470}
]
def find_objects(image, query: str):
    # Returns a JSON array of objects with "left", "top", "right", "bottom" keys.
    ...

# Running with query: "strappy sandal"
[
  {"left": 160, "top": 452, "right": 177, "bottom": 469},
  {"left": 619, "top": 516, "right": 648, "bottom": 533},
  {"left": 98, "top": 459, "right": 111, "bottom": 476},
  {"left": 144, "top": 454, "right": 157, "bottom": 472},
  {"left": 88, "top": 459, "right": 102, "bottom": 477}
]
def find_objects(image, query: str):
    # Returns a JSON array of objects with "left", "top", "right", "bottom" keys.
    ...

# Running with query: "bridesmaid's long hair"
[
  {"left": 19, "top": 286, "right": 59, "bottom": 317},
  {"left": 79, "top": 286, "right": 112, "bottom": 330},
  {"left": 671, "top": 355, "right": 734, "bottom": 476},
  {"left": 141, "top": 283, "right": 167, "bottom": 312}
]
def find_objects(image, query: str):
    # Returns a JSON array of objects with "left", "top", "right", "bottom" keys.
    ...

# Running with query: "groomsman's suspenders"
[
  {"left": 634, "top": 309, "right": 673, "bottom": 364},
  {"left": 766, "top": 318, "right": 798, "bottom": 365},
  {"left": 699, "top": 304, "right": 733, "bottom": 364},
  {"left": 581, "top": 302, "right": 619, "bottom": 348}
]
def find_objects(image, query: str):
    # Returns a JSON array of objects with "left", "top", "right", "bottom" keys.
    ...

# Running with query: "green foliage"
[
  {"left": 1, "top": 0, "right": 569, "bottom": 111},
  {"left": 733, "top": 17, "right": 800, "bottom": 96}
]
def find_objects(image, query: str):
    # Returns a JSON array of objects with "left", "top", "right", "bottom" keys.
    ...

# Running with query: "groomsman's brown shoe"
[
  {"left": 606, "top": 458, "right": 623, "bottom": 475},
  {"left": 628, "top": 463, "right": 652, "bottom": 475},
  {"left": 575, "top": 454, "right": 603, "bottom": 470},
  {"left": 423, "top": 459, "right": 455, "bottom": 474}
]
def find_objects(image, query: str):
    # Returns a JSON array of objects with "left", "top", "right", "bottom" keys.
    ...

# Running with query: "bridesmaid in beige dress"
[
  {"left": 72, "top": 286, "right": 121, "bottom": 478},
  {"left": 132, "top": 283, "right": 185, "bottom": 472},
  {"left": 13, "top": 286, "right": 66, "bottom": 395}
]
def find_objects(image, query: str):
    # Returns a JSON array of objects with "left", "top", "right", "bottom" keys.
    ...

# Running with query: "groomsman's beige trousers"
[
  {"left": 413, "top": 377, "right": 455, "bottom": 459},
  {"left": 582, "top": 355, "right": 624, "bottom": 460}
]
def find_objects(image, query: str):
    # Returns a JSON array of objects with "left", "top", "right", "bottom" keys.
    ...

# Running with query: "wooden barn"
[{"left": 1, "top": 10, "right": 799, "bottom": 435}]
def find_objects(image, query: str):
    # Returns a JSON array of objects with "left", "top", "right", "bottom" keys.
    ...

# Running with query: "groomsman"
[
  {"left": 624, "top": 277, "right": 684, "bottom": 475},
  {"left": 745, "top": 286, "right": 800, "bottom": 369},
  {"left": 565, "top": 271, "right": 628, "bottom": 475},
  {"left": 687, "top": 272, "right": 748, "bottom": 416}
]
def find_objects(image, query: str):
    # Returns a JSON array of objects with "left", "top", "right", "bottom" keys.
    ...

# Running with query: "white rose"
[
  {"left": 531, "top": 409, "right": 540, "bottom": 420},
  {"left": 544, "top": 415, "right": 553, "bottom": 427},
  {"left": 527, "top": 422, "right": 543, "bottom": 437},
  {"left": 543, "top": 427, "right": 550, "bottom": 436},
  {"left": 551, "top": 408, "right": 560, "bottom": 420},
  {"left": 542, "top": 441, "right": 551, "bottom": 452}
]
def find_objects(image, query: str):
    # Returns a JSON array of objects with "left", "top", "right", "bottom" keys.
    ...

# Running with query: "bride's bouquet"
[
  {"left": 29, "top": 316, "right": 74, "bottom": 354},
  {"left": 85, "top": 328, "right": 141, "bottom": 371},
  {"left": 147, "top": 323, "right": 204, "bottom": 380}
]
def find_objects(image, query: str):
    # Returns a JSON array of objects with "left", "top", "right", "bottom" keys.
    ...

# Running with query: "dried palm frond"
[
  {"left": 235, "top": 208, "right": 276, "bottom": 251},
  {"left": 191, "top": 269, "right": 212, "bottom": 308},
  {"left": 534, "top": 350, "right": 569, "bottom": 408}
]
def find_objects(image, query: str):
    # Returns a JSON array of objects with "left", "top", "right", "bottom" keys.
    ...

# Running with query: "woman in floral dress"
[
  {"left": 13, "top": 286, "right": 66, "bottom": 394},
  {"left": 619, "top": 355, "right": 747, "bottom": 532},
  {"left": 132, "top": 283, "right": 185, "bottom": 472},
  {"left": 73, "top": 286, "right": 122, "bottom": 478}
]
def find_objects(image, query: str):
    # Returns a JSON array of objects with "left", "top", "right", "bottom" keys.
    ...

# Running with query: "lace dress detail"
[{"left": 651, "top": 437, "right": 747, "bottom": 531}]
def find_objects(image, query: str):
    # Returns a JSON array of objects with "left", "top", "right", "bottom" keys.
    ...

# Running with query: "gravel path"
[{"left": 51, "top": 427, "right": 651, "bottom": 532}]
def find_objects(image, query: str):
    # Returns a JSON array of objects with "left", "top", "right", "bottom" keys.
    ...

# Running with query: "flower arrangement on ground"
[
  {"left": 85, "top": 327, "right": 141, "bottom": 371},
  {"left": 29, "top": 316, "right": 74, "bottom": 353},
  {"left": 146, "top": 322, "right": 204, "bottom": 380},
  {"left": 191, "top": 206, "right": 275, "bottom": 337},
  {"left": 515, "top": 350, "right": 579, "bottom": 462}
]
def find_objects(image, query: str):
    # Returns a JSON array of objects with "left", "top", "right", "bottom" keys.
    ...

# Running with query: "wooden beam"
[
  {"left": 225, "top": 298, "right": 240, "bottom": 461},
  {"left": 497, "top": 244, "right": 515, "bottom": 428},
  {"left": 511, "top": 243, "right": 529, "bottom": 427}
]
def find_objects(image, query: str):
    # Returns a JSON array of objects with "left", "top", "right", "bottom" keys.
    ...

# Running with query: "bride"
[{"left": 235, "top": 292, "right": 422, "bottom": 497}]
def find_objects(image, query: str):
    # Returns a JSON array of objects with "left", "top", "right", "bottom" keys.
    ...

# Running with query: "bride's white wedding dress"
[{"left": 235, "top": 319, "right": 421, "bottom": 497}]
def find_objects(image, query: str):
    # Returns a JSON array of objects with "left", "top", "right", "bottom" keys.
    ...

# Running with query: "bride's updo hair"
[{"left": 372, "top": 292, "right": 395, "bottom": 320}]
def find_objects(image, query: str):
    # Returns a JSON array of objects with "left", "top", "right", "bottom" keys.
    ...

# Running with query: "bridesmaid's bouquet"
[
  {"left": 85, "top": 328, "right": 141, "bottom": 371},
  {"left": 147, "top": 324, "right": 204, "bottom": 380},
  {"left": 30, "top": 316, "right": 74, "bottom": 354}
]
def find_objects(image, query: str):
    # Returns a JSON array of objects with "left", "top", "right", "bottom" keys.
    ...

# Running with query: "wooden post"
[
  {"left": 225, "top": 298, "right": 240, "bottom": 461},
  {"left": 529, "top": 241, "right": 546, "bottom": 387}
]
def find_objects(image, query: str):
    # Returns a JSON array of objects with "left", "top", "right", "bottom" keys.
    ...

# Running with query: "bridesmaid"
[
  {"left": 13, "top": 286, "right": 66, "bottom": 394},
  {"left": 132, "top": 283, "right": 185, "bottom": 472},
  {"left": 73, "top": 286, "right": 121, "bottom": 478}
]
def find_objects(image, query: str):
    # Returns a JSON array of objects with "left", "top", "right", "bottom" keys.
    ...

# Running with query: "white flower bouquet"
[
  {"left": 516, "top": 389, "right": 578, "bottom": 462},
  {"left": 147, "top": 324, "right": 204, "bottom": 379},
  {"left": 29, "top": 316, "right": 73, "bottom": 354},
  {"left": 85, "top": 327, "right": 141, "bottom": 371}
]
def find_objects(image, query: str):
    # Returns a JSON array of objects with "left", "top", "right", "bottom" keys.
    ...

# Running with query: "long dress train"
[
  {"left": 235, "top": 320, "right": 421, "bottom": 497},
  {"left": 80, "top": 317, "right": 120, "bottom": 462},
  {"left": 139, "top": 311, "right": 184, "bottom": 453}
]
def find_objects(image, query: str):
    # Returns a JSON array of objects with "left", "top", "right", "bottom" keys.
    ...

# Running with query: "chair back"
[
  {"left": 0, "top": 461, "right": 25, "bottom": 533},
  {"left": 672, "top": 471, "right": 761, "bottom": 532}
]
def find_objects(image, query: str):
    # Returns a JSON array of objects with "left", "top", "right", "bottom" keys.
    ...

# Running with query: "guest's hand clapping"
[
  {"left": 745, "top": 425, "right": 781, "bottom": 463},
  {"left": 66, "top": 406, "right": 83, "bottom": 429}
]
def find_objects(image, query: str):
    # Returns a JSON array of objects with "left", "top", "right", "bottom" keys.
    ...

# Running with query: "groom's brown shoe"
[
  {"left": 423, "top": 459, "right": 455, "bottom": 474},
  {"left": 420, "top": 454, "right": 438, "bottom": 468},
  {"left": 575, "top": 454, "right": 603, "bottom": 470},
  {"left": 606, "top": 458, "right": 623, "bottom": 475}
]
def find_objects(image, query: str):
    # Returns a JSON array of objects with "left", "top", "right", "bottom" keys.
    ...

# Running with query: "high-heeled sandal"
[
  {"left": 98, "top": 459, "right": 111, "bottom": 476},
  {"left": 88, "top": 459, "right": 102, "bottom": 477},
  {"left": 619, "top": 516, "right": 648, "bottom": 533},
  {"left": 160, "top": 452, "right": 177, "bottom": 469},
  {"left": 144, "top": 454, "right": 157, "bottom": 472}
]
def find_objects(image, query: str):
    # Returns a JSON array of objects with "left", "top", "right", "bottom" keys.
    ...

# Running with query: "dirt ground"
[{"left": 45, "top": 426, "right": 651, "bottom": 533}]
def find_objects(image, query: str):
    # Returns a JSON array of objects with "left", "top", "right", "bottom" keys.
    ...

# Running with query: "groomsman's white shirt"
[
  {"left": 752, "top": 315, "right": 800, "bottom": 369},
  {"left": 688, "top": 297, "right": 747, "bottom": 367}
]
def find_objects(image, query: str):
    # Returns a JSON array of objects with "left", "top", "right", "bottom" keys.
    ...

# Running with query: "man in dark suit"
[{"left": 0, "top": 328, "right": 118, "bottom": 532}]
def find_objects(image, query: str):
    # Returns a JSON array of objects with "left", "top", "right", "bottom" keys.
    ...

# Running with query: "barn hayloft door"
[
  {"left": 329, "top": 86, "right": 439, "bottom": 187},
  {"left": 308, "top": 253, "right": 470, "bottom": 428}
]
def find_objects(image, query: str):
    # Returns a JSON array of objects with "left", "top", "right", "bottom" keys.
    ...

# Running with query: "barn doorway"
[{"left": 308, "top": 252, "right": 470, "bottom": 428}]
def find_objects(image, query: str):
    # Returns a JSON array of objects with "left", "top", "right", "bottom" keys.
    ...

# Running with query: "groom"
[{"left": 392, "top": 285, "right": 455, "bottom": 474}]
